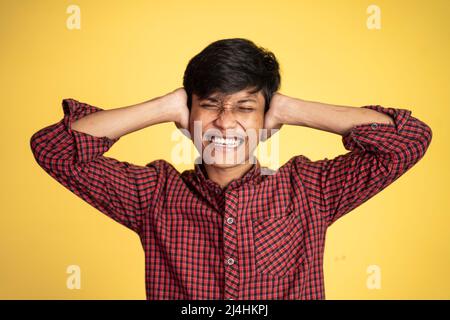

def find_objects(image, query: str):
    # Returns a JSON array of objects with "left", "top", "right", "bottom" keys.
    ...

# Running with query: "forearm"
[
  {"left": 276, "top": 97, "right": 395, "bottom": 136},
  {"left": 71, "top": 95, "right": 175, "bottom": 140}
]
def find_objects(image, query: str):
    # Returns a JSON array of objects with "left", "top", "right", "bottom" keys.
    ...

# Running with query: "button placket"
[{"left": 223, "top": 190, "right": 239, "bottom": 299}]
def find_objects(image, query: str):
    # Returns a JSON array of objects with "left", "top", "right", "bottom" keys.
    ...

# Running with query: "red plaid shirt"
[{"left": 30, "top": 99, "right": 432, "bottom": 300}]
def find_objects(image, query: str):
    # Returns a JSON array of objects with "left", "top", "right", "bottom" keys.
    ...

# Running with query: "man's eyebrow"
[
  {"left": 202, "top": 97, "right": 220, "bottom": 103},
  {"left": 201, "top": 97, "right": 257, "bottom": 103},
  {"left": 236, "top": 98, "right": 257, "bottom": 103}
]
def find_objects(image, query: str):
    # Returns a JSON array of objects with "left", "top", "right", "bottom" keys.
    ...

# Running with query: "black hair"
[{"left": 183, "top": 38, "right": 281, "bottom": 113}]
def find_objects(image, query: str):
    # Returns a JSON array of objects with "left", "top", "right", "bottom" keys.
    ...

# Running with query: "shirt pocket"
[{"left": 251, "top": 208, "right": 305, "bottom": 278}]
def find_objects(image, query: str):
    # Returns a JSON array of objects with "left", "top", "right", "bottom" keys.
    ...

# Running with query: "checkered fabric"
[{"left": 30, "top": 99, "right": 432, "bottom": 299}]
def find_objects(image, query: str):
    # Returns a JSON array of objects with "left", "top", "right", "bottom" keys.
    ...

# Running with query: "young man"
[{"left": 30, "top": 38, "right": 432, "bottom": 300}]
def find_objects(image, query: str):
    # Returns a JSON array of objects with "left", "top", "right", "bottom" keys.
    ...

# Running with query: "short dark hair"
[{"left": 183, "top": 38, "right": 281, "bottom": 113}]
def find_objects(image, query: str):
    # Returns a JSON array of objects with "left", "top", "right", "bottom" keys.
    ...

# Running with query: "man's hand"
[
  {"left": 161, "top": 87, "right": 190, "bottom": 131},
  {"left": 262, "top": 92, "right": 290, "bottom": 141}
]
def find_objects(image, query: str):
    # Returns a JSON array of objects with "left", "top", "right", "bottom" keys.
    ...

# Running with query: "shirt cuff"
[
  {"left": 62, "top": 98, "right": 120, "bottom": 163},
  {"left": 342, "top": 105, "right": 412, "bottom": 153}
]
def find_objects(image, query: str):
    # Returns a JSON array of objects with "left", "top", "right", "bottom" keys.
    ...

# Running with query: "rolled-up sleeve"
[
  {"left": 30, "top": 99, "right": 159, "bottom": 234},
  {"left": 62, "top": 98, "right": 120, "bottom": 162},
  {"left": 292, "top": 105, "right": 432, "bottom": 226}
]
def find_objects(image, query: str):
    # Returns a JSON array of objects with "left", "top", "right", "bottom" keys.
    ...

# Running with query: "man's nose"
[{"left": 214, "top": 107, "right": 237, "bottom": 129}]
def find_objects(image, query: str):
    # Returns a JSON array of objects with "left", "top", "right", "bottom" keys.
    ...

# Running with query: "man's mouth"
[{"left": 203, "top": 134, "right": 245, "bottom": 148}]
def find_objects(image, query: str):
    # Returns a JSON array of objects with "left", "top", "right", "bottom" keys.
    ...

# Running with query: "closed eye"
[
  {"left": 200, "top": 104, "right": 220, "bottom": 109},
  {"left": 199, "top": 104, "right": 255, "bottom": 112},
  {"left": 238, "top": 107, "right": 255, "bottom": 112}
]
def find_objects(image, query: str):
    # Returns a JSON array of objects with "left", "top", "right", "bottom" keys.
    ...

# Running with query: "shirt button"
[
  {"left": 226, "top": 217, "right": 234, "bottom": 225},
  {"left": 371, "top": 123, "right": 379, "bottom": 130},
  {"left": 227, "top": 258, "right": 235, "bottom": 265}
]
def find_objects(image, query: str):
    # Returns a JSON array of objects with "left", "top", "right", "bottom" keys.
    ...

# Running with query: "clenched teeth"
[{"left": 206, "top": 136, "right": 244, "bottom": 147}]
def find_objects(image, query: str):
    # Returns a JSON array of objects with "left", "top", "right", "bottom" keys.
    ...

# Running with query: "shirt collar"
[{"left": 193, "top": 156, "right": 263, "bottom": 193}]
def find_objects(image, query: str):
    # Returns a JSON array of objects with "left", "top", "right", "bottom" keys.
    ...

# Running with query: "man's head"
[{"left": 183, "top": 38, "right": 281, "bottom": 168}]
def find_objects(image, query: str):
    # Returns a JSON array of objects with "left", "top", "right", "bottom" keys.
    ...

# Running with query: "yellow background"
[{"left": 1, "top": 0, "right": 448, "bottom": 299}]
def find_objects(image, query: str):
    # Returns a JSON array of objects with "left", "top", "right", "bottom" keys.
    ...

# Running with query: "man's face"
[{"left": 189, "top": 88, "right": 265, "bottom": 169}]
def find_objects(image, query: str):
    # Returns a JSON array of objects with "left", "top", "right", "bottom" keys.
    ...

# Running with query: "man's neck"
[{"left": 204, "top": 162, "right": 255, "bottom": 189}]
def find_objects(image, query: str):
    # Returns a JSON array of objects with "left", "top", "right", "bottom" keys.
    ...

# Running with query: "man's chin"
[
  {"left": 207, "top": 162, "right": 242, "bottom": 169},
  {"left": 202, "top": 155, "right": 250, "bottom": 168},
  {"left": 200, "top": 142, "right": 256, "bottom": 168}
]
